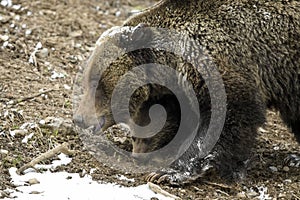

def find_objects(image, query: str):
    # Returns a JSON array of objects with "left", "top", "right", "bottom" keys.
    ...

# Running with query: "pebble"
[
  {"left": 0, "top": 149, "right": 8, "bottom": 155},
  {"left": 39, "top": 119, "right": 46, "bottom": 125},
  {"left": 278, "top": 193, "right": 286, "bottom": 198},
  {"left": 0, "top": 15, "right": 10, "bottom": 23},
  {"left": 29, "top": 191, "right": 42, "bottom": 194},
  {"left": 273, "top": 146, "right": 279, "bottom": 150},
  {"left": 258, "top": 127, "right": 268, "bottom": 133},
  {"left": 41, "top": 93, "right": 48, "bottom": 100},
  {"left": 51, "top": 71, "right": 65, "bottom": 79},
  {"left": 0, "top": 0, "right": 12, "bottom": 7},
  {"left": 282, "top": 166, "right": 289, "bottom": 172},
  {"left": 115, "top": 10, "right": 121, "bottom": 17},
  {"left": 269, "top": 166, "right": 278, "bottom": 172},
  {"left": 22, "top": 132, "right": 34, "bottom": 143},
  {"left": 28, "top": 178, "right": 40, "bottom": 185},
  {"left": 2, "top": 41, "right": 9, "bottom": 47},
  {"left": 0, "top": 190, "right": 10, "bottom": 198},
  {"left": 9, "top": 129, "right": 28, "bottom": 137},
  {"left": 247, "top": 191, "right": 258, "bottom": 198},
  {"left": 113, "top": 136, "right": 127, "bottom": 144},
  {"left": 40, "top": 117, "right": 73, "bottom": 134},
  {"left": 236, "top": 192, "right": 246, "bottom": 198},
  {"left": 35, "top": 42, "right": 42, "bottom": 49},
  {"left": 74, "top": 43, "right": 81, "bottom": 48},
  {"left": 36, "top": 48, "right": 49, "bottom": 58},
  {"left": 69, "top": 30, "right": 83, "bottom": 37},
  {"left": 283, "top": 179, "right": 292, "bottom": 183},
  {"left": 25, "top": 29, "right": 32, "bottom": 35},
  {"left": 0, "top": 35, "right": 9, "bottom": 41},
  {"left": 12, "top": 4, "right": 21, "bottom": 10},
  {"left": 14, "top": 15, "right": 20, "bottom": 21},
  {"left": 43, "top": 117, "right": 64, "bottom": 127},
  {"left": 63, "top": 84, "right": 71, "bottom": 90}
]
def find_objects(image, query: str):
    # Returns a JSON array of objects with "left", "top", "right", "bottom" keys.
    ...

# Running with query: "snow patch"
[{"left": 4, "top": 153, "right": 174, "bottom": 200}]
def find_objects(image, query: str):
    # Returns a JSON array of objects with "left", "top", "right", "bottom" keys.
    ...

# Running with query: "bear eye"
[{"left": 90, "top": 80, "right": 99, "bottom": 88}]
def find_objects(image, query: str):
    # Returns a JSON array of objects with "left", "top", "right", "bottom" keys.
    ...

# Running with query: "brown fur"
[{"left": 74, "top": 0, "right": 300, "bottom": 183}]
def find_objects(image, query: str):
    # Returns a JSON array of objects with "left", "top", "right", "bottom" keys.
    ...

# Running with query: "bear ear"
[
  {"left": 131, "top": 23, "right": 152, "bottom": 42},
  {"left": 122, "top": 23, "right": 153, "bottom": 51},
  {"left": 116, "top": 23, "right": 154, "bottom": 51}
]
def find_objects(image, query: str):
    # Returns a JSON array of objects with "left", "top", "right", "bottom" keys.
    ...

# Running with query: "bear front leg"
[{"left": 145, "top": 81, "right": 266, "bottom": 185}]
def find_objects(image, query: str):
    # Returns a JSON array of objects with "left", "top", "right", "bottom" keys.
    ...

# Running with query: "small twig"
[
  {"left": 292, "top": 193, "right": 300, "bottom": 200},
  {"left": 192, "top": 186, "right": 202, "bottom": 191},
  {"left": 10, "top": 88, "right": 58, "bottom": 105},
  {"left": 215, "top": 189, "right": 230, "bottom": 197},
  {"left": 17, "top": 142, "right": 75, "bottom": 175},
  {"left": 148, "top": 182, "right": 181, "bottom": 200},
  {"left": 202, "top": 180, "right": 232, "bottom": 189}
]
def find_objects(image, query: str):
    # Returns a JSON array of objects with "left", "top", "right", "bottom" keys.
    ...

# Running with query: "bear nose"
[
  {"left": 73, "top": 114, "right": 85, "bottom": 128},
  {"left": 73, "top": 114, "right": 106, "bottom": 132}
]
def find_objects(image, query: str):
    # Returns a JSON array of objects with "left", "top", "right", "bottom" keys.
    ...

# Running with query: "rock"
[
  {"left": 28, "top": 178, "right": 40, "bottom": 185},
  {"left": 35, "top": 42, "right": 42, "bottom": 49},
  {"left": 236, "top": 192, "right": 246, "bottom": 198},
  {"left": 278, "top": 193, "right": 286, "bottom": 198},
  {"left": 50, "top": 71, "right": 65, "bottom": 79},
  {"left": 36, "top": 48, "right": 49, "bottom": 58},
  {"left": 273, "top": 146, "right": 279, "bottom": 150},
  {"left": 45, "top": 117, "right": 63, "bottom": 126},
  {"left": 69, "top": 30, "right": 83, "bottom": 37},
  {"left": 9, "top": 129, "right": 28, "bottom": 137},
  {"left": 39, "top": 119, "right": 46, "bottom": 125},
  {"left": 39, "top": 117, "right": 73, "bottom": 134},
  {"left": 0, "top": 0, "right": 12, "bottom": 7},
  {"left": 0, "top": 190, "right": 10, "bottom": 198},
  {"left": 29, "top": 191, "right": 42, "bottom": 194},
  {"left": 63, "top": 84, "right": 71, "bottom": 90},
  {"left": 113, "top": 136, "right": 127, "bottom": 144},
  {"left": 0, "top": 15, "right": 11, "bottom": 23},
  {"left": 282, "top": 166, "right": 289, "bottom": 172},
  {"left": 12, "top": 4, "right": 21, "bottom": 10},
  {"left": 25, "top": 29, "right": 32, "bottom": 35},
  {"left": 0, "top": 149, "right": 8, "bottom": 155},
  {"left": 258, "top": 127, "right": 268, "bottom": 133},
  {"left": 283, "top": 179, "right": 292, "bottom": 183},
  {"left": 115, "top": 10, "right": 121, "bottom": 17},
  {"left": 269, "top": 166, "right": 278, "bottom": 172},
  {"left": 21, "top": 132, "right": 34, "bottom": 143},
  {"left": 2, "top": 41, "right": 9, "bottom": 47},
  {"left": 246, "top": 191, "right": 258, "bottom": 198},
  {"left": 0, "top": 35, "right": 9, "bottom": 41}
]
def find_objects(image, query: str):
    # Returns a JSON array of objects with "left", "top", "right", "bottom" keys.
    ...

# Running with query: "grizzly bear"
[{"left": 74, "top": 0, "right": 300, "bottom": 184}]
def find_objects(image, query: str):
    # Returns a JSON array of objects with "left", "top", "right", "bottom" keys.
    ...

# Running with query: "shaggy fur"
[{"left": 74, "top": 0, "right": 300, "bottom": 184}]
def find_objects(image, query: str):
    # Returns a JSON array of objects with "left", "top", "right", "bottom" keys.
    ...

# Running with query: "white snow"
[
  {"left": 0, "top": 0, "right": 12, "bottom": 7},
  {"left": 21, "top": 132, "right": 34, "bottom": 143},
  {"left": 3, "top": 153, "right": 174, "bottom": 200},
  {"left": 116, "top": 174, "right": 135, "bottom": 182}
]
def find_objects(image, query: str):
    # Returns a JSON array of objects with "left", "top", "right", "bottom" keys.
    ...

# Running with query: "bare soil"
[{"left": 0, "top": 0, "right": 299, "bottom": 199}]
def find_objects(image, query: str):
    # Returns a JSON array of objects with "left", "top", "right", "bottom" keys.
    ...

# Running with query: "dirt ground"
[{"left": 0, "top": 0, "right": 299, "bottom": 199}]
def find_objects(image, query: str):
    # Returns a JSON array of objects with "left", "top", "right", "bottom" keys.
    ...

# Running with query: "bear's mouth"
[{"left": 94, "top": 116, "right": 105, "bottom": 133}]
